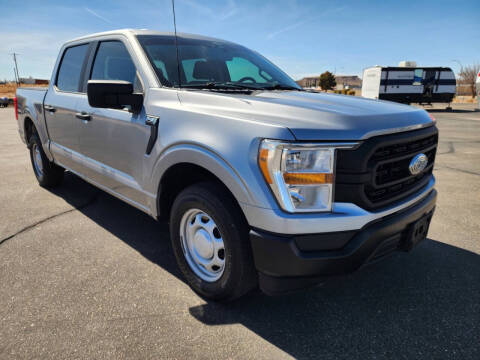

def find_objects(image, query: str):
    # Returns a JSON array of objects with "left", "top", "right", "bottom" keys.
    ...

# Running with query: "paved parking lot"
[{"left": 0, "top": 105, "right": 479, "bottom": 359}]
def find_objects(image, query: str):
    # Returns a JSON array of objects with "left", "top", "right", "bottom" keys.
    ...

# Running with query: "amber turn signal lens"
[
  {"left": 259, "top": 148, "right": 273, "bottom": 184},
  {"left": 283, "top": 172, "right": 334, "bottom": 185}
]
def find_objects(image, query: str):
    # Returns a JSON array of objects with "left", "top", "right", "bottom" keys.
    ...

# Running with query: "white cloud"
[
  {"left": 177, "top": 0, "right": 237, "bottom": 21},
  {"left": 219, "top": 0, "right": 238, "bottom": 20},
  {"left": 266, "top": 6, "right": 346, "bottom": 40},
  {"left": 84, "top": 7, "right": 113, "bottom": 24},
  {"left": 267, "top": 19, "right": 310, "bottom": 39}
]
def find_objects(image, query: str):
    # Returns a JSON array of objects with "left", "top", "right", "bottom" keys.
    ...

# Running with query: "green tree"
[{"left": 319, "top": 71, "right": 336, "bottom": 91}]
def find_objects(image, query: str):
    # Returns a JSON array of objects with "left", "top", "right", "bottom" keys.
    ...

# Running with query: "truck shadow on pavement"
[{"left": 51, "top": 172, "right": 480, "bottom": 359}]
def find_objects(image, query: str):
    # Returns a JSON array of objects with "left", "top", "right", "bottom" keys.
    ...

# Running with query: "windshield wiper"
[
  {"left": 180, "top": 82, "right": 302, "bottom": 91},
  {"left": 261, "top": 83, "right": 303, "bottom": 91},
  {"left": 180, "top": 82, "right": 257, "bottom": 90}
]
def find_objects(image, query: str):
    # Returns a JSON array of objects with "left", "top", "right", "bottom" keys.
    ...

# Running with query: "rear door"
[
  {"left": 75, "top": 39, "right": 151, "bottom": 207},
  {"left": 44, "top": 43, "right": 90, "bottom": 173},
  {"left": 423, "top": 69, "right": 437, "bottom": 98}
]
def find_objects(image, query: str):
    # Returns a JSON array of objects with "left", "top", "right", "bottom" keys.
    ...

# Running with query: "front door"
[
  {"left": 76, "top": 40, "right": 151, "bottom": 207},
  {"left": 423, "top": 70, "right": 437, "bottom": 99},
  {"left": 44, "top": 43, "right": 90, "bottom": 173}
]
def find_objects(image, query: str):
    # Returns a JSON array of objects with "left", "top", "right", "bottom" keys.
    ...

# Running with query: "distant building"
[
  {"left": 296, "top": 75, "right": 362, "bottom": 90},
  {"left": 334, "top": 75, "right": 362, "bottom": 90},
  {"left": 296, "top": 76, "right": 320, "bottom": 89},
  {"left": 19, "top": 76, "right": 35, "bottom": 84},
  {"left": 19, "top": 76, "right": 49, "bottom": 85}
]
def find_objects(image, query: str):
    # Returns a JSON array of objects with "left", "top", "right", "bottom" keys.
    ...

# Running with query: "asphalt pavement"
[{"left": 0, "top": 104, "right": 479, "bottom": 359}]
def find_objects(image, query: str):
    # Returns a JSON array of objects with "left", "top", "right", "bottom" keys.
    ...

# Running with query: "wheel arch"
[
  {"left": 152, "top": 144, "right": 255, "bottom": 221},
  {"left": 24, "top": 116, "right": 34, "bottom": 146},
  {"left": 21, "top": 105, "right": 54, "bottom": 162}
]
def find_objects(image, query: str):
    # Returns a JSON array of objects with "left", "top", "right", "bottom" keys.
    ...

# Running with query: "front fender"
[{"left": 147, "top": 143, "right": 257, "bottom": 217}]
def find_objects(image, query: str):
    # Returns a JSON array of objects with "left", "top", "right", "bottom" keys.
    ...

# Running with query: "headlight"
[{"left": 258, "top": 139, "right": 356, "bottom": 213}]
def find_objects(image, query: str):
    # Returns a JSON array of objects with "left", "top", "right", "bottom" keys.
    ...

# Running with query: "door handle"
[
  {"left": 44, "top": 105, "right": 56, "bottom": 112},
  {"left": 75, "top": 112, "right": 91, "bottom": 121}
]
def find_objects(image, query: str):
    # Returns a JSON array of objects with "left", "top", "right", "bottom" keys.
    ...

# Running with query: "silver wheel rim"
[
  {"left": 179, "top": 209, "right": 225, "bottom": 282},
  {"left": 32, "top": 143, "right": 43, "bottom": 177}
]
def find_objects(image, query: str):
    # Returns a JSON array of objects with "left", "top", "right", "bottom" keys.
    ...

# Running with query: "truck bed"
[{"left": 16, "top": 87, "right": 48, "bottom": 145}]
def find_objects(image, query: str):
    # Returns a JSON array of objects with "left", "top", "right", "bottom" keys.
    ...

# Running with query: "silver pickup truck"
[{"left": 15, "top": 29, "right": 438, "bottom": 301}]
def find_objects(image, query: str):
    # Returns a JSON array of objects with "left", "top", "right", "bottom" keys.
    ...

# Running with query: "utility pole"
[{"left": 12, "top": 53, "right": 20, "bottom": 85}]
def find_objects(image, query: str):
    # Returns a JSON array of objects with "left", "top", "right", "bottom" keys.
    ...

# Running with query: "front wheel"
[
  {"left": 169, "top": 182, "right": 257, "bottom": 301},
  {"left": 29, "top": 131, "right": 64, "bottom": 188}
]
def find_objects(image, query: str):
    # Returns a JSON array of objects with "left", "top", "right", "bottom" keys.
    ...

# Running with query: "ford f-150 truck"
[{"left": 16, "top": 29, "right": 438, "bottom": 301}]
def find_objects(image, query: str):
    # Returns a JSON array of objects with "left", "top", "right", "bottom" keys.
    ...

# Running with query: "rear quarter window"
[{"left": 56, "top": 44, "right": 89, "bottom": 92}]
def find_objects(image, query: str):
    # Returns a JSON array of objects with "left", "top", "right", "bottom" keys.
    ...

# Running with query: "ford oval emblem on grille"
[{"left": 409, "top": 153, "right": 428, "bottom": 175}]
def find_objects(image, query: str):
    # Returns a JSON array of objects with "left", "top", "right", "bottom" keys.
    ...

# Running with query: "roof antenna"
[{"left": 171, "top": 0, "right": 181, "bottom": 87}]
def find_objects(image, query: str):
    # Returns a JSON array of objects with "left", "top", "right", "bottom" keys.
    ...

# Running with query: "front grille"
[
  {"left": 370, "top": 134, "right": 438, "bottom": 161},
  {"left": 366, "top": 139, "right": 437, "bottom": 204},
  {"left": 335, "top": 126, "right": 438, "bottom": 211}
]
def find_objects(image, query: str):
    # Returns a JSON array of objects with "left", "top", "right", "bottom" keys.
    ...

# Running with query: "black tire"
[
  {"left": 29, "top": 131, "right": 64, "bottom": 188},
  {"left": 170, "top": 182, "right": 257, "bottom": 301}
]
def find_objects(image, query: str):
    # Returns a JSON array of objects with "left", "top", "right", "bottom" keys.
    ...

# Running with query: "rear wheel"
[
  {"left": 29, "top": 131, "right": 64, "bottom": 188},
  {"left": 169, "top": 182, "right": 257, "bottom": 301}
]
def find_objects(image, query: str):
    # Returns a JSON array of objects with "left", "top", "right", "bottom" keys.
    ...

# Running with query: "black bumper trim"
[{"left": 250, "top": 189, "right": 437, "bottom": 295}]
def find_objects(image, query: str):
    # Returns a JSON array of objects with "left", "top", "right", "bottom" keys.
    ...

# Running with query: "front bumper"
[
  {"left": 241, "top": 177, "right": 436, "bottom": 235},
  {"left": 250, "top": 188, "right": 437, "bottom": 295}
]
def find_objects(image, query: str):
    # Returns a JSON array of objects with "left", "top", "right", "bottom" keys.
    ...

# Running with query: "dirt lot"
[
  {"left": 0, "top": 84, "right": 47, "bottom": 99},
  {"left": 0, "top": 105, "right": 479, "bottom": 359}
]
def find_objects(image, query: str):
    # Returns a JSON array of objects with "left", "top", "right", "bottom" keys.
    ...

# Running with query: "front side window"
[
  {"left": 137, "top": 35, "right": 301, "bottom": 90},
  {"left": 56, "top": 44, "right": 89, "bottom": 92},
  {"left": 91, "top": 41, "right": 142, "bottom": 92}
]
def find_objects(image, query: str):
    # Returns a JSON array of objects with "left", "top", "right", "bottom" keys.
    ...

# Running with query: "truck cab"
[{"left": 16, "top": 29, "right": 438, "bottom": 300}]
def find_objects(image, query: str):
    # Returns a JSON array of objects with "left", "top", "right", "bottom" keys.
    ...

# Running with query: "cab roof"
[{"left": 66, "top": 29, "right": 232, "bottom": 46}]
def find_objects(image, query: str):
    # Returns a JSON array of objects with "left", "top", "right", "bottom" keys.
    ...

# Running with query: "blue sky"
[{"left": 0, "top": 0, "right": 478, "bottom": 81}]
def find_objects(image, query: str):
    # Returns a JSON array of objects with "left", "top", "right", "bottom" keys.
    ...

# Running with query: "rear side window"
[
  {"left": 56, "top": 44, "right": 89, "bottom": 92},
  {"left": 90, "top": 41, "right": 142, "bottom": 92}
]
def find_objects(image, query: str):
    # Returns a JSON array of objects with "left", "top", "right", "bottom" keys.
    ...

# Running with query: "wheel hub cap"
[
  {"left": 193, "top": 229, "right": 214, "bottom": 259},
  {"left": 32, "top": 144, "right": 43, "bottom": 177},
  {"left": 180, "top": 209, "right": 225, "bottom": 282}
]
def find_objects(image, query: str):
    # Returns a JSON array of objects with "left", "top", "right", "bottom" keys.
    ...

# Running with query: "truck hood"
[{"left": 177, "top": 90, "right": 435, "bottom": 141}]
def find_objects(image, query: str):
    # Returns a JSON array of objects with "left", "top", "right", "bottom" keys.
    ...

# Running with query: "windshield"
[{"left": 137, "top": 35, "right": 302, "bottom": 90}]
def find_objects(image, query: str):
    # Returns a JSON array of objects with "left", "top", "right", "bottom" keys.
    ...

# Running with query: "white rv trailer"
[{"left": 362, "top": 65, "right": 456, "bottom": 107}]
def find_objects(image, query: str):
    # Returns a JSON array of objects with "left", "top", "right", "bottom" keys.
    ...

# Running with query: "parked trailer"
[{"left": 362, "top": 66, "right": 456, "bottom": 109}]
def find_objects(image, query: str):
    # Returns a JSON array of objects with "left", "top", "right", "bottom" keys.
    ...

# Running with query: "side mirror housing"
[{"left": 87, "top": 80, "right": 143, "bottom": 113}]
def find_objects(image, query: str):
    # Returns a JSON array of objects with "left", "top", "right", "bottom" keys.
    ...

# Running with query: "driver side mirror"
[{"left": 87, "top": 80, "right": 143, "bottom": 113}]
